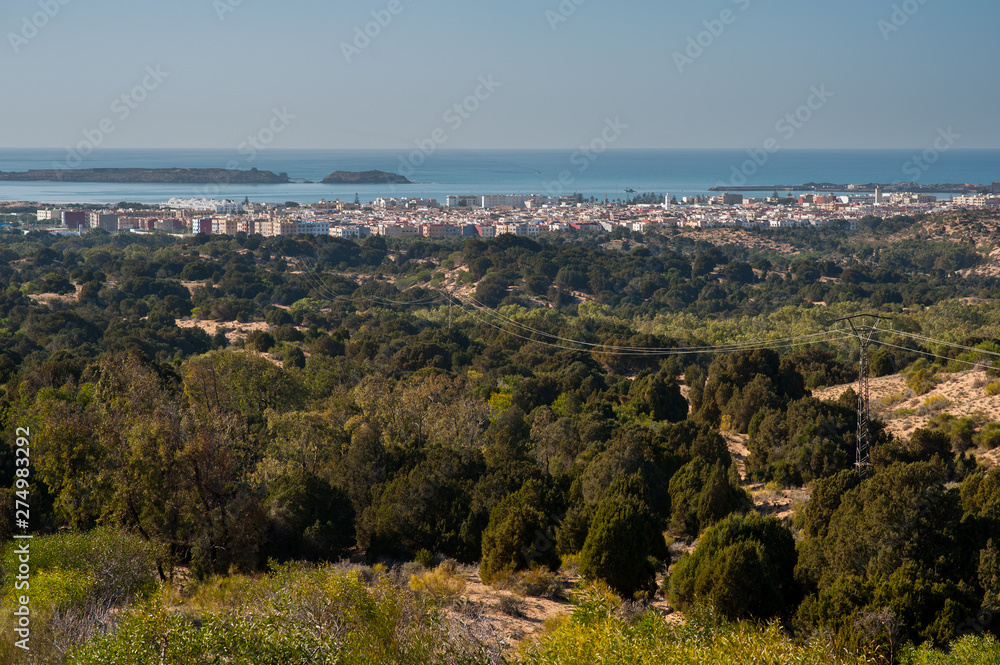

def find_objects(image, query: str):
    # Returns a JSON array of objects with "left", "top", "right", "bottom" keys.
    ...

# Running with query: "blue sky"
[{"left": 1, "top": 0, "right": 997, "bottom": 150}]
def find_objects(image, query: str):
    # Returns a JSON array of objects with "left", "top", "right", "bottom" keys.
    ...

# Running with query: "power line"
[{"left": 836, "top": 315, "right": 892, "bottom": 479}]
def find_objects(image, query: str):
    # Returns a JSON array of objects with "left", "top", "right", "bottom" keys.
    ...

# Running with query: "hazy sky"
[{"left": 2, "top": 0, "right": 997, "bottom": 150}]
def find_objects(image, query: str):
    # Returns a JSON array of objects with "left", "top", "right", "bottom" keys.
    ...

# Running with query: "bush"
[
  {"left": 669, "top": 512, "right": 798, "bottom": 621},
  {"left": 312, "top": 334, "right": 346, "bottom": 357},
  {"left": 273, "top": 323, "right": 304, "bottom": 343},
  {"left": 409, "top": 563, "right": 467, "bottom": 606},
  {"left": 974, "top": 422, "right": 1000, "bottom": 450},
  {"left": 917, "top": 395, "right": 953, "bottom": 416},
  {"left": 0, "top": 528, "right": 159, "bottom": 665},
  {"left": 69, "top": 565, "right": 487, "bottom": 664},
  {"left": 245, "top": 329, "right": 275, "bottom": 352},
  {"left": 283, "top": 345, "right": 306, "bottom": 370},
  {"left": 480, "top": 481, "right": 560, "bottom": 584},
  {"left": 901, "top": 635, "right": 1000, "bottom": 664},
  {"left": 579, "top": 484, "right": 661, "bottom": 599},
  {"left": 264, "top": 471, "right": 355, "bottom": 562},
  {"left": 512, "top": 567, "right": 562, "bottom": 599},
  {"left": 520, "top": 583, "right": 865, "bottom": 664}
]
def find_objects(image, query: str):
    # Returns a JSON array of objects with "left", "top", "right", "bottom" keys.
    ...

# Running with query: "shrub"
[
  {"left": 414, "top": 549, "right": 435, "bottom": 569},
  {"left": 579, "top": 485, "right": 661, "bottom": 599},
  {"left": 498, "top": 594, "right": 526, "bottom": 617},
  {"left": 312, "top": 334, "right": 346, "bottom": 357},
  {"left": 901, "top": 635, "right": 1000, "bottom": 664},
  {"left": 974, "top": 422, "right": 1000, "bottom": 450},
  {"left": 520, "top": 583, "right": 866, "bottom": 664},
  {"left": 904, "top": 360, "right": 939, "bottom": 396},
  {"left": 409, "top": 564, "right": 467, "bottom": 606},
  {"left": 264, "top": 471, "right": 355, "bottom": 562},
  {"left": 669, "top": 512, "right": 798, "bottom": 621},
  {"left": 512, "top": 567, "right": 562, "bottom": 599},
  {"left": 245, "top": 329, "right": 275, "bottom": 352},
  {"left": 282, "top": 345, "right": 306, "bottom": 370},
  {"left": 916, "top": 396, "right": 952, "bottom": 416},
  {"left": 273, "top": 323, "right": 304, "bottom": 343},
  {"left": 69, "top": 565, "right": 487, "bottom": 664},
  {"left": 987, "top": 382, "right": 1000, "bottom": 397},
  {"left": 480, "top": 481, "right": 560, "bottom": 584}
]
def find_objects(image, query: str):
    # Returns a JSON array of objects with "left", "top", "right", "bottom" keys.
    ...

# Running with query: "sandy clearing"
[{"left": 813, "top": 369, "right": 1000, "bottom": 467}]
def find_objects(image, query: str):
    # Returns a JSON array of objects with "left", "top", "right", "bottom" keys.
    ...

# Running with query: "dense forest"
[{"left": 2, "top": 211, "right": 1000, "bottom": 663}]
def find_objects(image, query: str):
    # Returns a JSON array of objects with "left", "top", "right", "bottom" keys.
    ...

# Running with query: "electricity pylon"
[{"left": 835, "top": 315, "right": 892, "bottom": 479}]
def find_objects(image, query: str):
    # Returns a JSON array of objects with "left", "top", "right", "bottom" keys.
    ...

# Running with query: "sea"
[{"left": 0, "top": 148, "right": 998, "bottom": 206}]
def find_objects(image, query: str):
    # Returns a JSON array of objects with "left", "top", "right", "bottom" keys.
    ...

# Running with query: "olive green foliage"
[
  {"left": 0, "top": 528, "right": 159, "bottom": 664},
  {"left": 669, "top": 512, "right": 798, "bottom": 620},
  {"left": 579, "top": 476, "right": 664, "bottom": 599},
  {"left": 794, "top": 461, "right": 997, "bottom": 652},
  {"left": 1, "top": 217, "right": 999, "bottom": 661},
  {"left": 480, "top": 480, "right": 560, "bottom": 583},
  {"left": 264, "top": 471, "right": 355, "bottom": 562},
  {"left": 667, "top": 458, "right": 750, "bottom": 537},
  {"left": 520, "top": 583, "right": 865, "bottom": 665},
  {"left": 67, "top": 565, "right": 489, "bottom": 665},
  {"left": 901, "top": 635, "right": 1000, "bottom": 665},
  {"left": 628, "top": 366, "right": 688, "bottom": 422},
  {"left": 693, "top": 349, "right": 806, "bottom": 432},
  {"left": 747, "top": 396, "right": 866, "bottom": 486}
]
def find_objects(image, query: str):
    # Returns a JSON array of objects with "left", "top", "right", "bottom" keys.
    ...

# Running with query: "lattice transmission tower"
[{"left": 836, "top": 315, "right": 892, "bottom": 479}]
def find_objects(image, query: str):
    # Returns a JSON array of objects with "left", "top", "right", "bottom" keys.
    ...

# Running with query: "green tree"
[
  {"left": 669, "top": 512, "right": 798, "bottom": 620},
  {"left": 479, "top": 480, "right": 560, "bottom": 583},
  {"left": 579, "top": 478, "right": 663, "bottom": 599}
]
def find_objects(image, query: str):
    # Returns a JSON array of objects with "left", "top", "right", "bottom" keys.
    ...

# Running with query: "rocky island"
[
  {"left": 321, "top": 170, "right": 411, "bottom": 185},
  {"left": 0, "top": 167, "right": 290, "bottom": 184}
]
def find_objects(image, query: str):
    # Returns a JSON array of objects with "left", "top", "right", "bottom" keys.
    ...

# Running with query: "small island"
[
  {"left": 321, "top": 170, "right": 411, "bottom": 185},
  {"left": 0, "top": 167, "right": 290, "bottom": 184}
]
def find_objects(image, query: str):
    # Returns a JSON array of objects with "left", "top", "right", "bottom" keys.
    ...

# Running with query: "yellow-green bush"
[
  {"left": 901, "top": 634, "right": 1000, "bottom": 664},
  {"left": 409, "top": 563, "right": 467, "bottom": 606},
  {"left": 518, "top": 585, "right": 865, "bottom": 664},
  {"left": 70, "top": 564, "right": 487, "bottom": 665}
]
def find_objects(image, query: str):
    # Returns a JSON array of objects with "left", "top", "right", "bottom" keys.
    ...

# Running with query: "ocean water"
[{"left": 0, "top": 149, "right": 997, "bottom": 206}]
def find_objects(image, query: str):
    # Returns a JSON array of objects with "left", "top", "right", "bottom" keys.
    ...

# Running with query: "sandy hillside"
[{"left": 814, "top": 369, "right": 1000, "bottom": 467}]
